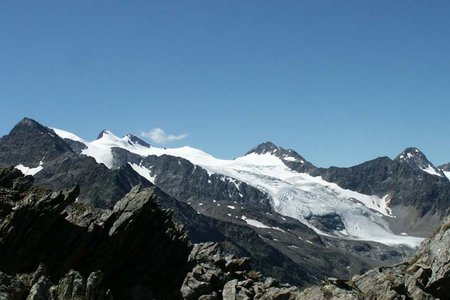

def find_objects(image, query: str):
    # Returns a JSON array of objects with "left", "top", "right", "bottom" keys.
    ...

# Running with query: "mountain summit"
[
  {"left": 246, "top": 141, "right": 281, "bottom": 155},
  {"left": 395, "top": 147, "right": 445, "bottom": 177},
  {"left": 246, "top": 141, "right": 316, "bottom": 173}
]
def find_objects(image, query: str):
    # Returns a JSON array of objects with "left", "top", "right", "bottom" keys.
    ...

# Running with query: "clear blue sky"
[{"left": 1, "top": 1, "right": 449, "bottom": 167}]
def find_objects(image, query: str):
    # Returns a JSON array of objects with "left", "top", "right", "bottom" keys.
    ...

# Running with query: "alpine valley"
[{"left": 0, "top": 118, "right": 449, "bottom": 299}]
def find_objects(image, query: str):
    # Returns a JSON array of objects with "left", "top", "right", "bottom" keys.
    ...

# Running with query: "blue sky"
[{"left": 1, "top": 1, "right": 449, "bottom": 167}]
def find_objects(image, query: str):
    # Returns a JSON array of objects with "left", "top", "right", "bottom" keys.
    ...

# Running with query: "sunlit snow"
[
  {"left": 15, "top": 161, "right": 44, "bottom": 176},
  {"left": 241, "top": 215, "right": 271, "bottom": 229},
  {"left": 51, "top": 128, "right": 87, "bottom": 143},
  {"left": 420, "top": 165, "right": 443, "bottom": 177},
  {"left": 128, "top": 163, "right": 156, "bottom": 183},
  {"left": 444, "top": 171, "right": 450, "bottom": 181}
]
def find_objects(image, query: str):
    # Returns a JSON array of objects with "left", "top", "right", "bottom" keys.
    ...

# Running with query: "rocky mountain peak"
[
  {"left": 96, "top": 130, "right": 110, "bottom": 139},
  {"left": 0, "top": 118, "right": 75, "bottom": 166},
  {"left": 124, "top": 134, "right": 150, "bottom": 147},
  {"left": 246, "top": 141, "right": 316, "bottom": 173},
  {"left": 246, "top": 141, "right": 304, "bottom": 161},
  {"left": 11, "top": 117, "right": 50, "bottom": 135},
  {"left": 246, "top": 141, "right": 280, "bottom": 155},
  {"left": 395, "top": 147, "right": 444, "bottom": 177},
  {"left": 396, "top": 147, "right": 427, "bottom": 162}
]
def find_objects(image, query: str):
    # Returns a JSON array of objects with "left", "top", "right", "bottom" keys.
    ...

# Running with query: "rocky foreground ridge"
[
  {"left": 0, "top": 167, "right": 449, "bottom": 299},
  {"left": 0, "top": 167, "right": 190, "bottom": 299}
]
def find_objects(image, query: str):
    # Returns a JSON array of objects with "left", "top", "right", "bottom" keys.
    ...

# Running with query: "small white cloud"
[{"left": 141, "top": 128, "right": 188, "bottom": 144}]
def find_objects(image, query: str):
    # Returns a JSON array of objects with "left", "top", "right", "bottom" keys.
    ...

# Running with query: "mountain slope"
[
  {"left": 2, "top": 118, "right": 449, "bottom": 286},
  {"left": 0, "top": 119, "right": 386, "bottom": 287},
  {"left": 313, "top": 148, "right": 450, "bottom": 236},
  {"left": 47, "top": 127, "right": 427, "bottom": 248}
]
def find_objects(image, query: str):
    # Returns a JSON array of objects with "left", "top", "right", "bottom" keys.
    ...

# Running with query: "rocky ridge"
[{"left": 0, "top": 167, "right": 191, "bottom": 299}]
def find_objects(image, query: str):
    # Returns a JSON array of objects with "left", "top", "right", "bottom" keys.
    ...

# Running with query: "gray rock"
[
  {"left": 27, "top": 276, "right": 51, "bottom": 300},
  {"left": 55, "top": 270, "right": 85, "bottom": 300},
  {"left": 222, "top": 279, "right": 238, "bottom": 300},
  {"left": 0, "top": 271, "right": 28, "bottom": 300}
]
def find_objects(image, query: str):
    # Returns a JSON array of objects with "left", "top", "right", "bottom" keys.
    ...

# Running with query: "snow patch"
[
  {"left": 420, "top": 165, "right": 443, "bottom": 177},
  {"left": 283, "top": 156, "right": 297, "bottom": 162},
  {"left": 241, "top": 215, "right": 286, "bottom": 232},
  {"left": 128, "top": 163, "right": 156, "bottom": 183},
  {"left": 241, "top": 215, "right": 270, "bottom": 229},
  {"left": 51, "top": 128, "right": 87, "bottom": 143},
  {"left": 444, "top": 171, "right": 450, "bottom": 180},
  {"left": 15, "top": 161, "right": 44, "bottom": 176}
]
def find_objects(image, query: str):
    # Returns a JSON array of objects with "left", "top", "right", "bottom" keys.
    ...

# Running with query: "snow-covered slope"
[{"left": 52, "top": 128, "right": 424, "bottom": 247}]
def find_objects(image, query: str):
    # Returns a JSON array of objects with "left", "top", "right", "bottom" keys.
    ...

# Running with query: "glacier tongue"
[{"left": 51, "top": 128, "right": 424, "bottom": 247}]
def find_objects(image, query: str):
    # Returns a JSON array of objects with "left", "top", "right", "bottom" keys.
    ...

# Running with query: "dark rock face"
[
  {"left": 305, "top": 213, "right": 346, "bottom": 233},
  {"left": 0, "top": 167, "right": 192, "bottom": 299}
]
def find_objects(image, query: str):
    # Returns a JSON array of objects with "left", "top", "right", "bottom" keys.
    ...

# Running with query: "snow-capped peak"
[
  {"left": 395, "top": 147, "right": 444, "bottom": 178},
  {"left": 246, "top": 142, "right": 310, "bottom": 167},
  {"left": 96, "top": 130, "right": 115, "bottom": 140},
  {"left": 246, "top": 141, "right": 281, "bottom": 155}
]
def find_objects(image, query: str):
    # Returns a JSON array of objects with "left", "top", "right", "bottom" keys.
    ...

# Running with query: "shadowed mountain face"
[{"left": 0, "top": 118, "right": 449, "bottom": 289}]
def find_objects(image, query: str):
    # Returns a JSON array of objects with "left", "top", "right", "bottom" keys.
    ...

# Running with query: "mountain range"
[{"left": 1, "top": 117, "right": 449, "bottom": 288}]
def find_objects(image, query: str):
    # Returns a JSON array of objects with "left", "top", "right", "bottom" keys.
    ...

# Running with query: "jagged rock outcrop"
[
  {"left": 180, "top": 242, "right": 303, "bottom": 300},
  {"left": 0, "top": 167, "right": 192, "bottom": 299},
  {"left": 7, "top": 267, "right": 112, "bottom": 300}
]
